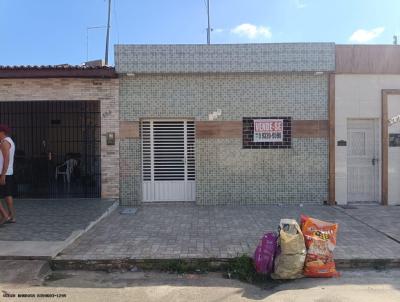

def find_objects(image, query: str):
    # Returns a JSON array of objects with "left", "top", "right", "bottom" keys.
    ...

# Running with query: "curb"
[
  {"left": 335, "top": 258, "right": 400, "bottom": 269},
  {"left": 0, "top": 255, "right": 52, "bottom": 261},
  {"left": 50, "top": 257, "right": 400, "bottom": 272},
  {"left": 50, "top": 258, "right": 229, "bottom": 272},
  {"left": 55, "top": 201, "right": 119, "bottom": 257}
]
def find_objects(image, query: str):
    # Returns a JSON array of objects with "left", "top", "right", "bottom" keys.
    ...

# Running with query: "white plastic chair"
[{"left": 55, "top": 158, "right": 78, "bottom": 183}]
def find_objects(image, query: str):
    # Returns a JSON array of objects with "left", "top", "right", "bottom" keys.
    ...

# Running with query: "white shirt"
[{"left": 0, "top": 137, "right": 15, "bottom": 175}]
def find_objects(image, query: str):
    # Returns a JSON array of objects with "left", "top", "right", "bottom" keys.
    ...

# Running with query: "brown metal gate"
[{"left": 0, "top": 101, "right": 101, "bottom": 198}]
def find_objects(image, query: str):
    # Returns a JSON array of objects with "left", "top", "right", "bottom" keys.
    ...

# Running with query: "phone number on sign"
[{"left": 253, "top": 119, "right": 283, "bottom": 142}]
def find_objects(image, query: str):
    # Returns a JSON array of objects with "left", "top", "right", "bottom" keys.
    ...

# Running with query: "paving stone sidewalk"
[
  {"left": 338, "top": 205, "right": 400, "bottom": 242},
  {"left": 56, "top": 204, "right": 400, "bottom": 261},
  {"left": 0, "top": 199, "right": 115, "bottom": 241}
]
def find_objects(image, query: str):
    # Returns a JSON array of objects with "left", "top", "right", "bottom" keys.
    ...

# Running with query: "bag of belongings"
[
  {"left": 271, "top": 219, "right": 306, "bottom": 279},
  {"left": 301, "top": 215, "right": 339, "bottom": 278},
  {"left": 253, "top": 232, "right": 278, "bottom": 274}
]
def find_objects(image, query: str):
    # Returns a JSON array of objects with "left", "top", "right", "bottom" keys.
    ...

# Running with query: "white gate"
[
  {"left": 142, "top": 120, "right": 195, "bottom": 202},
  {"left": 347, "top": 119, "right": 379, "bottom": 203}
]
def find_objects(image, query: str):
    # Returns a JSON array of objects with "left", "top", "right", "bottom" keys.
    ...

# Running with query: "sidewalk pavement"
[
  {"left": 54, "top": 203, "right": 400, "bottom": 268},
  {"left": 339, "top": 205, "right": 400, "bottom": 242},
  {"left": 0, "top": 199, "right": 117, "bottom": 258}
]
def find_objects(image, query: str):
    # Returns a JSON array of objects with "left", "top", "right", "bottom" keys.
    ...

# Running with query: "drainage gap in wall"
[{"left": 120, "top": 208, "right": 138, "bottom": 215}]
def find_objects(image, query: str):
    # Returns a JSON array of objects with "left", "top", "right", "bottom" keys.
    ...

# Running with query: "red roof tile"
[{"left": 0, "top": 65, "right": 116, "bottom": 78}]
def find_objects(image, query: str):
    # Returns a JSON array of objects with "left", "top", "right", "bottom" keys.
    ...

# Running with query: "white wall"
[{"left": 335, "top": 75, "right": 400, "bottom": 205}]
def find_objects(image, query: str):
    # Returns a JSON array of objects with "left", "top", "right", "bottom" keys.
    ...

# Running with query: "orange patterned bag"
[{"left": 301, "top": 215, "right": 339, "bottom": 278}]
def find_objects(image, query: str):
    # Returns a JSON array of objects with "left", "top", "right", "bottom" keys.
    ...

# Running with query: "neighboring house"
[
  {"left": 333, "top": 45, "right": 400, "bottom": 206},
  {"left": 0, "top": 65, "right": 119, "bottom": 200},
  {"left": 115, "top": 43, "right": 335, "bottom": 205}
]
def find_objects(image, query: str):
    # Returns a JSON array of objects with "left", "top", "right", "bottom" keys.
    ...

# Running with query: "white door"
[
  {"left": 347, "top": 119, "right": 378, "bottom": 203},
  {"left": 142, "top": 120, "right": 195, "bottom": 202}
]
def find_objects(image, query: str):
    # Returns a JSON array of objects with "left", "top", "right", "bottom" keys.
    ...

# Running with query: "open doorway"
[{"left": 0, "top": 101, "right": 101, "bottom": 198}]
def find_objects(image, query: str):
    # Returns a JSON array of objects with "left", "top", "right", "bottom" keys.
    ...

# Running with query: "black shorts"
[{"left": 0, "top": 176, "right": 15, "bottom": 198}]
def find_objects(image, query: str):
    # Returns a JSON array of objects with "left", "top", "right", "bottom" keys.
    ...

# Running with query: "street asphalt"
[{"left": 1, "top": 260, "right": 400, "bottom": 302}]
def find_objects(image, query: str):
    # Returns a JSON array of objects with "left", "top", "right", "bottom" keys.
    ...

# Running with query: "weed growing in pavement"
[
  {"left": 157, "top": 260, "right": 213, "bottom": 274},
  {"left": 135, "top": 255, "right": 286, "bottom": 287},
  {"left": 224, "top": 255, "right": 269, "bottom": 283}
]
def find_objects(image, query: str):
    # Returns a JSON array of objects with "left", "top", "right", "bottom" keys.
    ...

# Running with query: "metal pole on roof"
[
  {"left": 105, "top": 0, "right": 112, "bottom": 65},
  {"left": 207, "top": 0, "right": 211, "bottom": 44}
]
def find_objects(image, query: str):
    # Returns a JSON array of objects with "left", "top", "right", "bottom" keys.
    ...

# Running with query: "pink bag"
[{"left": 253, "top": 232, "right": 278, "bottom": 274}]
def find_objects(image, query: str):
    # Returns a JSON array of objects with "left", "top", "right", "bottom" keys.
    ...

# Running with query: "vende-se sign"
[{"left": 253, "top": 119, "right": 283, "bottom": 142}]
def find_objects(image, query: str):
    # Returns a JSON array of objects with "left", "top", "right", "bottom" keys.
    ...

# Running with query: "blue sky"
[{"left": 1, "top": 0, "right": 399, "bottom": 66}]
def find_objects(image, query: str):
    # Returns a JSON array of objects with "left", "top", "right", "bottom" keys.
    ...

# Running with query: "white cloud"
[
  {"left": 295, "top": 0, "right": 307, "bottom": 8},
  {"left": 349, "top": 27, "right": 385, "bottom": 43},
  {"left": 231, "top": 23, "right": 272, "bottom": 39}
]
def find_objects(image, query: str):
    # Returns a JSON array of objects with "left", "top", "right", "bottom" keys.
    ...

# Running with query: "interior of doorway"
[{"left": 0, "top": 101, "right": 101, "bottom": 198}]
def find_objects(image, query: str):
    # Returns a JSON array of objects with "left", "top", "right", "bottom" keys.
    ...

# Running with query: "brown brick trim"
[
  {"left": 336, "top": 45, "right": 400, "bottom": 74},
  {"left": 196, "top": 120, "right": 328, "bottom": 139},
  {"left": 196, "top": 121, "right": 242, "bottom": 138},
  {"left": 292, "top": 120, "right": 328, "bottom": 138},
  {"left": 380, "top": 89, "right": 400, "bottom": 205},
  {"left": 120, "top": 121, "right": 140, "bottom": 139},
  {"left": 328, "top": 74, "right": 336, "bottom": 205}
]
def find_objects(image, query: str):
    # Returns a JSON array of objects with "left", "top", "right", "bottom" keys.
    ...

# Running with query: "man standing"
[{"left": 0, "top": 124, "right": 16, "bottom": 224}]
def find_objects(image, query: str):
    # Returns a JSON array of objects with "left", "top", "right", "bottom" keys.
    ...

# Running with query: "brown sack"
[{"left": 271, "top": 219, "right": 306, "bottom": 280}]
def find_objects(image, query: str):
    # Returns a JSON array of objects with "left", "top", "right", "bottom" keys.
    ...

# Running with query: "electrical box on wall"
[
  {"left": 106, "top": 132, "right": 115, "bottom": 145},
  {"left": 389, "top": 133, "right": 400, "bottom": 147}
]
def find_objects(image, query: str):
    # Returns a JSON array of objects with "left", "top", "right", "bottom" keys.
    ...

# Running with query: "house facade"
[
  {"left": 116, "top": 43, "right": 335, "bottom": 205},
  {"left": 0, "top": 66, "right": 119, "bottom": 199},
  {"left": 333, "top": 45, "right": 400, "bottom": 205}
]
